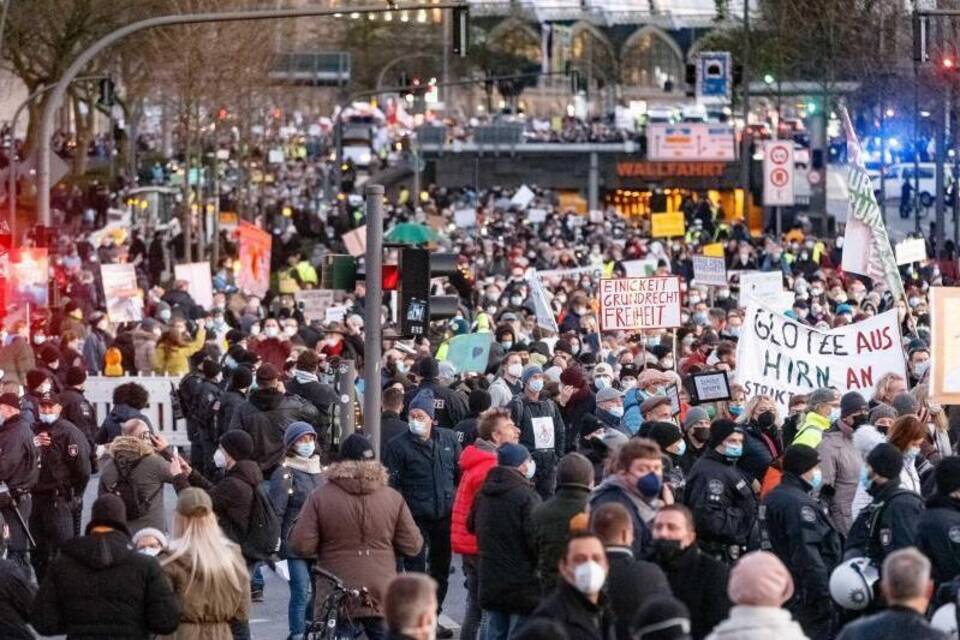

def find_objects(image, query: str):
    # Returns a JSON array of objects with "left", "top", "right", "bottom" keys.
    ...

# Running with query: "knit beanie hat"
[
  {"left": 65, "top": 366, "right": 87, "bottom": 387},
  {"left": 522, "top": 364, "right": 544, "bottom": 386},
  {"left": 86, "top": 494, "right": 129, "bottom": 536},
  {"left": 707, "top": 419, "right": 741, "bottom": 448},
  {"left": 220, "top": 430, "right": 254, "bottom": 461},
  {"left": 682, "top": 406, "right": 709, "bottom": 430},
  {"left": 782, "top": 444, "right": 820, "bottom": 476},
  {"left": 557, "top": 452, "right": 594, "bottom": 488},
  {"left": 497, "top": 443, "right": 530, "bottom": 467},
  {"left": 728, "top": 551, "right": 795, "bottom": 606},
  {"left": 840, "top": 391, "right": 868, "bottom": 418},
  {"left": 632, "top": 596, "right": 692, "bottom": 640},
  {"left": 132, "top": 527, "right": 168, "bottom": 549},
  {"left": 935, "top": 456, "right": 960, "bottom": 496},
  {"left": 416, "top": 357, "right": 439, "bottom": 380},
  {"left": 867, "top": 442, "right": 904, "bottom": 480},
  {"left": 409, "top": 388, "right": 436, "bottom": 419},
  {"left": 891, "top": 392, "right": 919, "bottom": 417},
  {"left": 25, "top": 369, "right": 47, "bottom": 391},
  {"left": 283, "top": 421, "right": 316, "bottom": 449},
  {"left": 868, "top": 403, "right": 896, "bottom": 425},
  {"left": 646, "top": 422, "right": 683, "bottom": 452},
  {"left": 340, "top": 433, "right": 375, "bottom": 461}
]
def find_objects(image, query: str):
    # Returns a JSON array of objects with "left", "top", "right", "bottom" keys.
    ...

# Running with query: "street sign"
[
  {"left": 762, "top": 140, "right": 795, "bottom": 206},
  {"left": 647, "top": 123, "right": 736, "bottom": 161},
  {"left": 696, "top": 51, "right": 732, "bottom": 105}
]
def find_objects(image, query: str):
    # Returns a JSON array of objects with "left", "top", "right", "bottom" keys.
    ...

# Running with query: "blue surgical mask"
[
  {"left": 595, "top": 377, "right": 610, "bottom": 390},
  {"left": 500, "top": 340, "right": 513, "bottom": 350},
  {"left": 295, "top": 442, "right": 316, "bottom": 458},
  {"left": 724, "top": 444, "right": 743, "bottom": 459},
  {"left": 39, "top": 413, "right": 57, "bottom": 424},
  {"left": 729, "top": 405, "right": 743, "bottom": 417},
  {"left": 608, "top": 406, "right": 624, "bottom": 418},
  {"left": 528, "top": 379, "right": 544, "bottom": 393},
  {"left": 859, "top": 466, "right": 871, "bottom": 489},
  {"left": 905, "top": 447, "right": 920, "bottom": 459},
  {"left": 410, "top": 419, "right": 429, "bottom": 436},
  {"left": 809, "top": 468, "right": 823, "bottom": 491},
  {"left": 829, "top": 408, "right": 841, "bottom": 422},
  {"left": 673, "top": 440, "right": 687, "bottom": 457},
  {"left": 524, "top": 459, "right": 537, "bottom": 479}
]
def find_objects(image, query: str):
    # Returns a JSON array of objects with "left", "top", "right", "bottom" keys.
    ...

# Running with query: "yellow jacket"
[
  {"left": 792, "top": 411, "right": 832, "bottom": 449},
  {"left": 153, "top": 327, "right": 207, "bottom": 376}
]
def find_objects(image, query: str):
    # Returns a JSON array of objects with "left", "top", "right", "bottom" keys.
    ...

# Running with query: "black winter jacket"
[
  {"left": 380, "top": 410, "right": 409, "bottom": 454},
  {"left": 412, "top": 380, "right": 468, "bottom": 430},
  {"left": 217, "top": 389, "right": 247, "bottom": 438},
  {"left": 651, "top": 543, "right": 730, "bottom": 640},
  {"left": 528, "top": 581, "right": 616, "bottom": 640},
  {"left": 187, "top": 459, "right": 263, "bottom": 553},
  {"left": 30, "top": 530, "right": 180, "bottom": 639},
  {"left": 384, "top": 428, "right": 461, "bottom": 520},
  {"left": 916, "top": 494, "right": 960, "bottom": 588},
  {"left": 530, "top": 484, "right": 591, "bottom": 593},
  {"left": 59, "top": 387, "right": 98, "bottom": 445},
  {"left": 236, "top": 388, "right": 320, "bottom": 474},
  {"left": 0, "top": 413, "right": 38, "bottom": 493},
  {"left": 845, "top": 478, "right": 924, "bottom": 564},
  {"left": 468, "top": 465, "right": 542, "bottom": 614},
  {"left": 0, "top": 559, "right": 35, "bottom": 640},
  {"left": 605, "top": 546, "right": 672, "bottom": 640},
  {"left": 835, "top": 605, "right": 949, "bottom": 640},
  {"left": 684, "top": 449, "right": 758, "bottom": 550},
  {"left": 286, "top": 377, "right": 337, "bottom": 444},
  {"left": 95, "top": 403, "right": 152, "bottom": 445}
]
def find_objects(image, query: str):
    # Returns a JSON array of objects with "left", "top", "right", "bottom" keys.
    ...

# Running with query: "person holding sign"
[
  {"left": 683, "top": 420, "right": 758, "bottom": 564},
  {"left": 508, "top": 365, "right": 566, "bottom": 499}
]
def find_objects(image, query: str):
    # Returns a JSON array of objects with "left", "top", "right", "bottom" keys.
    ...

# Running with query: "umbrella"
[{"left": 385, "top": 222, "right": 440, "bottom": 245}]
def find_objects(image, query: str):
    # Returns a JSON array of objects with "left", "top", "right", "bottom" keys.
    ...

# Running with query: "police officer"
[
  {"left": 180, "top": 359, "right": 223, "bottom": 479},
  {"left": 683, "top": 419, "right": 757, "bottom": 563},
  {"left": 411, "top": 357, "right": 468, "bottom": 431},
  {"left": 29, "top": 394, "right": 90, "bottom": 582},
  {"left": 762, "top": 445, "right": 842, "bottom": 640},
  {"left": 845, "top": 443, "right": 924, "bottom": 565},
  {"left": 59, "top": 366, "right": 98, "bottom": 536},
  {"left": 0, "top": 392, "right": 39, "bottom": 572},
  {"left": 916, "top": 456, "right": 960, "bottom": 597}
]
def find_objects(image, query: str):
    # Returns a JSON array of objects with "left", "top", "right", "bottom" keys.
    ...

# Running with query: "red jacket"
[{"left": 451, "top": 442, "right": 497, "bottom": 555}]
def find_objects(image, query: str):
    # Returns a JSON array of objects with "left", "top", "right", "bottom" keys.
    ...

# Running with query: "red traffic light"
[{"left": 382, "top": 264, "right": 399, "bottom": 291}]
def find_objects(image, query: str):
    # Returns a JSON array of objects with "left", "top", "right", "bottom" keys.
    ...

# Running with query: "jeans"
[
  {"left": 288, "top": 558, "right": 313, "bottom": 637},
  {"left": 461, "top": 555, "right": 481, "bottom": 640},
  {"left": 482, "top": 610, "right": 527, "bottom": 640},
  {"left": 403, "top": 516, "right": 452, "bottom": 610}
]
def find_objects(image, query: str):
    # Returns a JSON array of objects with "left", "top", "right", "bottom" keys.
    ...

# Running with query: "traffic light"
[
  {"left": 398, "top": 247, "right": 460, "bottom": 338},
  {"left": 451, "top": 7, "right": 469, "bottom": 57}
]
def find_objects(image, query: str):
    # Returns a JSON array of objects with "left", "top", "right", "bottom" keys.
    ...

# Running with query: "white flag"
[{"left": 527, "top": 271, "right": 559, "bottom": 334}]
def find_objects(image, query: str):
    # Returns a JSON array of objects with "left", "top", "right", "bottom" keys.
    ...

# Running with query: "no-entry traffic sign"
[{"left": 763, "top": 140, "right": 795, "bottom": 207}]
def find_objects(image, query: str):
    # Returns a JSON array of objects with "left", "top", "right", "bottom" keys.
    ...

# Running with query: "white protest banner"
[
  {"left": 692, "top": 255, "right": 727, "bottom": 286},
  {"left": 453, "top": 208, "right": 477, "bottom": 228},
  {"left": 174, "top": 262, "right": 213, "bottom": 309},
  {"left": 527, "top": 271, "right": 559, "bottom": 333},
  {"left": 737, "top": 303, "right": 906, "bottom": 414},
  {"left": 738, "top": 271, "right": 784, "bottom": 307},
  {"left": 623, "top": 259, "right": 659, "bottom": 278},
  {"left": 598, "top": 276, "right": 682, "bottom": 332},
  {"left": 538, "top": 265, "right": 604, "bottom": 281},
  {"left": 295, "top": 289, "right": 336, "bottom": 325},
  {"left": 895, "top": 237, "right": 927, "bottom": 265},
  {"left": 528, "top": 208, "right": 548, "bottom": 224},
  {"left": 511, "top": 185, "right": 535, "bottom": 209},
  {"left": 101, "top": 263, "right": 143, "bottom": 323}
]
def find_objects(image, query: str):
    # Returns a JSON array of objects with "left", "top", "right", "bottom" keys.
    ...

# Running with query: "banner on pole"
[
  {"left": 237, "top": 221, "right": 272, "bottom": 298},
  {"left": 599, "top": 276, "right": 682, "bottom": 332},
  {"left": 527, "top": 271, "right": 559, "bottom": 333},
  {"left": 443, "top": 333, "right": 494, "bottom": 374},
  {"left": 737, "top": 303, "right": 905, "bottom": 414},
  {"left": 8, "top": 248, "right": 48, "bottom": 307},
  {"left": 101, "top": 263, "right": 143, "bottom": 323},
  {"left": 174, "top": 262, "right": 213, "bottom": 309},
  {"left": 692, "top": 255, "right": 727, "bottom": 286}
]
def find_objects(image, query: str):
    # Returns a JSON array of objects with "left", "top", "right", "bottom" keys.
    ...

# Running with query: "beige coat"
[
  {"left": 158, "top": 542, "right": 249, "bottom": 640},
  {"left": 289, "top": 460, "right": 424, "bottom": 619}
]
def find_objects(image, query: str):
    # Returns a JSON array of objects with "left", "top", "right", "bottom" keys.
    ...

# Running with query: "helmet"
[
  {"left": 931, "top": 603, "right": 958, "bottom": 640},
  {"left": 829, "top": 557, "right": 879, "bottom": 610}
]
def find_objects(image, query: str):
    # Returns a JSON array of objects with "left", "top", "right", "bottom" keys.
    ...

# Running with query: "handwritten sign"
[
  {"left": 598, "top": 276, "right": 682, "bottom": 332},
  {"left": 692, "top": 255, "right": 727, "bottom": 286},
  {"left": 651, "top": 212, "right": 686, "bottom": 238},
  {"left": 703, "top": 242, "right": 725, "bottom": 258}
]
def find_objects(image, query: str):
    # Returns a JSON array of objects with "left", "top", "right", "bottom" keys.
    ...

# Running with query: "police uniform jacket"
[
  {"left": 916, "top": 494, "right": 960, "bottom": 588},
  {"left": 31, "top": 417, "right": 90, "bottom": 498},
  {"left": 0, "top": 414, "right": 38, "bottom": 493},
  {"left": 844, "top": 478, "right": 924, "bottom": 564},
  {"left": 684, "top": 449, "right": 758, "bottom": 548}
]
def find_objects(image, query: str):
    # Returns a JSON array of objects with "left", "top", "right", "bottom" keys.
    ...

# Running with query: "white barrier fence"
[{"left": 85, "top": 375, "right": 191, "bottom": 447}]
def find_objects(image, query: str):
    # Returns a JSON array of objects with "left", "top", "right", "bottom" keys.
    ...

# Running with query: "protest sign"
[
  {"left": 174, "top": 262, "right": 213, "bottom": 309},
  {"left": 688, "top": 371, "right": 732, "bottom": 403},
  {"left": 342, "top": 225, "right": 367, "bottom": 257},
  {"left": 101, "top": 263, "right": 143, "bottom": 323},
  {"left": 692, "top": 255, "right": 727, "bottom": 286},
  {"left": 527, "top": 271, "right": 559, "bottom": 333},
  {"left": 237, "top": 221, "right": 272, "bottom": 298},
  {"left": 8, "top": 248, "right": 48, "bottom": 306},
  {"left": 651, "top": 212, "right": 686, "bottom": 238},
  {"left": 443, "top": 333, "right": 493, "bottom": 374},
  {"left": 598, "top": 276, "right": 682, "bottom": 331},
  {"left": 325, "top": 305, "right": 349, "bottom": 324},
  {"left": 929, "top": 287, "right": 960, "bottom": 403},
  {"left": 454, "top": 208, "right": 477, "bottom": 228},
  {"left": 538, "top": 265, "right": 605, "bottom": 281},
  {"left": 737, "top": 303, "right": 905, "bottom": 413},
  {"left": 703, "top": 242, "right": 725, "bottom": 258},
  {"left": 665, "top": 384, "right": 681, "bottom": 416},
  {"left": 528, "top": 208, "right": 548, "bottom": 224},
  {"left": 895, "top": 237, "right": 927, "bottom": 265},
  {"left": 511, "top": 185, "right": 535, "bottom": 209},
  {"left": 589, "top": 210, "right": 605, "bottom": 224},
  {"left": 739, "top": 271, "right": 784, "bottom": 307},
  {"left": 295, "top": 289, "right": 336, "bottom": 325},
  {"left": 622, "top": 259, "right": 659, "bottom": 278}
]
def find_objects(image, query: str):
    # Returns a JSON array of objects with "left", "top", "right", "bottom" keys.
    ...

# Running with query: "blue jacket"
[
  {"left": 384, "top": 427, "right": 461, "bottom": 520},
  {"left": 622, "top": 389, "right": 644, "bottom": 435}
]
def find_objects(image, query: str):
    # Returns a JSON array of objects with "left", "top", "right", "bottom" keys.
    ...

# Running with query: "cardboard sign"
[
  {"left": 342, "top": 225, "right": 367, "bottom": 257},
  {"left": 692, "top": 255, "right": 727, "bottom": 286},
  {"left": 174, "top": 262, "right": 213, "bottom": 309},
  {"left": 528, "top": 208, "right": 548, "bottom": 224},
  {"left": 236, "top": 221, "right": 272, "bottom": 298},
  {"left": 739, "top": 271, "right": 785, "bottom": 308},
  {"left": 454, "top": 208, "right": 477, "bottom": 228},
  {"left": 325, "top": 304, "right": 349, "bottom": 324},
  {"left": 737, "top": 303, "right": 905, "bottom": 414},
  {"left": 101, "top": 263, "right": 143, "bottom": 323},
  {"left": 688, "top": 371, "right": 732, "bottom": 403},
  {"left": 511, "top": 185, "right": 535, "bottom": 209},
  {"left": 598, "top": 276, "right": 682, "bottom": 332},
  {"left": 703, "top": 242, "right": 725, "bottom": 258},
  {"left": 651, "top": 212, "right": 686, "bottom": 238},
  {"left": 895, "top": 237, "right": 927, "bottom": 265},
  {"left": 295, "top": 289, "right": 336, "bottom": 325},
  {"left": 8, "top": 248, "right": 49, "bottom": 307}
]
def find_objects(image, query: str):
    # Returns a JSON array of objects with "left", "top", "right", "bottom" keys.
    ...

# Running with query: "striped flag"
[
  {"left": 840, "top": 107, "right": 905, "bottom": 299},
  {"left": 528, "top": 270, "right": 560, "bottom": 334}
]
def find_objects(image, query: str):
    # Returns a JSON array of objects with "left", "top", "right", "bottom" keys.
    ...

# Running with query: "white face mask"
[
  {"left": 524, "top": 459, "right": 537, "bottom": 479},
  {"left": 283, "top": 326, "right": 298, "bottom": 338},
  {"left": 213, "top": 448, "right": 227, "bottom": 469},
  {"left": 139, "top": 546, "right": 162, "bottom": 557},
  {"left": 409, "top": 419, "right": 429, "bottom": 436},
  {"left": 264, "top": 326, "right": 279, "bottom": 338},
  {"left": 506, "top": 363, "right": 523, "bottom": 379},
  {"left": 572, "top": 560, "right": 607, "bottom": 594}
]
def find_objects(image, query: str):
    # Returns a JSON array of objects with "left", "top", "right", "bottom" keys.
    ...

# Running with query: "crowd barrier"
[{"left": 85, "top": 375, "right": 191, "bottom": 447}]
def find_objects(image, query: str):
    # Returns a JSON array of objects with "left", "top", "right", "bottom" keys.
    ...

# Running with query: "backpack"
[
  {"left": 241, "top": 484, "right": 281, "bottom": 561},
  {"left": 108, "top": 457, "right": 160, "bottom": 521}
]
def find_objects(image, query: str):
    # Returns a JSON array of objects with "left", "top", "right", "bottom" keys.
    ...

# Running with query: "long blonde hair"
[{"left": 162, "top": 509, "right": 249, "bottom": 617}]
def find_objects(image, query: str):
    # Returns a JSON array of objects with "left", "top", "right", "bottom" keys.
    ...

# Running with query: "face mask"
[
  {"left": 595, "top": 376, "right": 610, "bottom": 390},
  {"left": 410, "top": 419, "right": 429, "bottom": 436},
  {"left": 265, "top": 326, "right": 279, "bottom": 338},
  {"left": 672, "top": 440, "right": 687, "bottom": 457},
  {"left": 501, "top": 340, "right": 514, "bottom": 350},
  {"left": 139, "top": 547, "right": 162, "bottom": 557},
  {"left": 859, "top": 466, "right": 871, "bottom": 489},
  {"left": 756, "top": 410, "right": 776, "bottom": 429},
  {"left": 37, "top": 382, "right": 52, "bottom": 395},
  {"left": 295, "top": 441, "right": 316, "bottom": 458},
  {"left": 851, "top": 414, "right": 869, "bottom": 429},
  {"left": 284, "top": 326, "right": 298, "bottom": 338},
  {"left": 511, "top": 296, "right": 524, "bottom": 306},
  {"left": 905, "top": 446, "right": 921, "bottom": 459},
  {"left": 693, "top": 312, "right": 709, "bottom": 326},
  {"left": 159, "top": 309, "right": 172, "bottom": 322},
  {"left": 660, "top": 358, "right": 674, "bottom": 370},
  {"left": 528, "top": 379, "right": 544, "bottom": 393},
  {"left": 913, "top": 360, "right": 930, "bottom": 376},
  {"left": 809, "top": 468, "right": 823, "bottom": 491},
  {"left": 572, "top": 560, "right": 607, "bottom": 595},
  {"left": 608, "top": 406, "right": 624, "bottom": 418},
  {"left": 504, "top": 363, "right": 523, "bottom": 379},
  {"left": 250, "top": 325, "right": 261, "bottom": 336},
  {"left": 724, "top": 444, "right": 743, "bottom": 459},
  {"left": 647, "top": 335, "right": 661, "bottom": 347},
  {"left": 39, "top": 413, "right": 57, "bottom": 424},
  {"left": 704, "top": 405, "right": 717, "bottom": 420},
  {"left": 524, "top": 459, "right": 537, "bottom": 479},
  {"left": 621, "top": 379, "right": 636, "bottom": 391},
  {"left": 651, "top": 538, "right": 683, "bottom": 562},
  {"left": 729, "top": 405, "right": 743, "bottom": 417},
  {"left": 829, "top": 408, "right": 841, "bottom": 422},
  {"left": 213, "top": 448, "right": 227, "bottom": 469},
  {"left": 635, "top": 472, "right": 662, "bottom": 498},
  {"left": 692, "top": 426, "right": 711, "bottom": 443},
  {"left": 396, "top": 361, "right": 409, "bottom": 374}
]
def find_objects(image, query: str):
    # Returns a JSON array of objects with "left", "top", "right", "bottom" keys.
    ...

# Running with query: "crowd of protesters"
[{"left": 0, "top": 172, "right": 957, "bottom": 640}]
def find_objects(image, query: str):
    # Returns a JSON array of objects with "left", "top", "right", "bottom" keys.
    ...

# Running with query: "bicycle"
[{"left": 306, "top": 567, "right": 375, "bottom": 640}]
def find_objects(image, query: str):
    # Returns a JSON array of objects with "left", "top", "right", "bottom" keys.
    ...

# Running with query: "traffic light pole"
[
  {"left": 35, "top": 2, "right": 466, "bottom": 226},
  {"left": 363, "top": 183, "right": 384, "bottom": 459}
]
